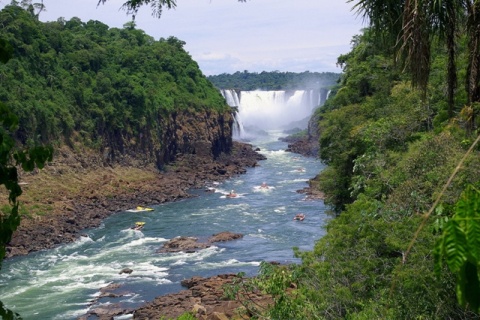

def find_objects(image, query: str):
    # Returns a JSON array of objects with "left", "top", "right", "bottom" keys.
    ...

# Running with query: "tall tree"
[
  {"left": 465, "top": 0, "right": 480, "bottom": 130},
  {"left": 350, "top": 0, "right": 466, "bottom": 121}
]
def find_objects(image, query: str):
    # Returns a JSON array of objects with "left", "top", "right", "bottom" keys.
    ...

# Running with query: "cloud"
[{"left": 1, "top": 0, "right": 364, "bottom": 75}]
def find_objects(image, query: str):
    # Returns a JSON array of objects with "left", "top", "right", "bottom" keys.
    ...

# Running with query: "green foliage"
[
  {"left": 0, "top": 101, "right": 53, "bottom": 266},
  {"left": 0, "top": 300, "right": 21, "bottom": 320},
  {"left": 176, "top": 312, "right": 196, "bottom": 320},
  {"left": 223, "top": 263, "right": 312, "bottom": 319},
  {"left": 0, "top": 77, "right": 52, "bottom": 320},
  {"left": 435, "top": 185, "right": 480, "bottom": 312},
  {"left": 0, "top": 5, "right": 229, "bottom": 150},
  {"left": 246, "top": 24, "right": 480, "bottom": 319},
  {"left": 208, "top": 70, "right": 340, "bottom": 91}
]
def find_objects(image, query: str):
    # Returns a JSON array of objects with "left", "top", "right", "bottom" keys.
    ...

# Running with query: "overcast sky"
[{"left": 2, "top": 0, "right": 365, "bottom": 76}]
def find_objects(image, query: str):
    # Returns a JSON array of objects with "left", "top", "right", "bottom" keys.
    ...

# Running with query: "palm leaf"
[
  {"left": 456, "top": 261, "right": 480, "bottom": 312},
  {"left": 442, "top": 218, "right": 468, "bottom": 273},
  {"left": 460, "top": 186, "right": 480, "bottom": 262}
]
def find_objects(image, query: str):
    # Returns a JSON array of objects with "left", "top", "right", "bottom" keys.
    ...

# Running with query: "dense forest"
[
  {"left": 207, "top": 71, "right": 340, "bottom": 91},
  {"left": 236, "top": 4, "right": 480, "bottom": 320},
  {"left": 0, "top": 5, "right": 233, "bottom": 317},
  {"left": 2, "top": 0, "right": 480, "bottom": 319},
  {"left": 0, "top": 4, "right": 228, "bottom": 149}
]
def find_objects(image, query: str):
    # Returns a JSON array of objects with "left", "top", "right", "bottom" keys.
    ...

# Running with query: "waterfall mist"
[{"left": 222, "top": 89, "right": 326, "bottom": 140}]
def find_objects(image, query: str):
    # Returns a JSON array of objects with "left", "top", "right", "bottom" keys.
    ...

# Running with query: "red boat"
[{"left": 293, "top": 213, "right": 305, "bottom": 221}]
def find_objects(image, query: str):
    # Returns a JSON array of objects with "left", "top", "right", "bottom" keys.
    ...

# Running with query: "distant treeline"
[
  {"left": 207, "top": 71, "right": 340, "bottom": 91},
  {"left": 0, "top": 5, "right": 227, "bottom": 147}
]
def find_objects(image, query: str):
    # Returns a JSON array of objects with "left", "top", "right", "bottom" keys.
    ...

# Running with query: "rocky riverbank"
[
  {"left": 133, "top": 273, "right": 274, "bottom": 320},
  {"left": 5, "top": 141, "right": 266, "bottom": 258},
  {"left": 5, "top": 136, "right": 321, "bottom": 320}
]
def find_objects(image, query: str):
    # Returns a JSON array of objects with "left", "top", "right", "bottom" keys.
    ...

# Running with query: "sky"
[{"left": 2, "top": 0, "right": 365, "bottom": 76}]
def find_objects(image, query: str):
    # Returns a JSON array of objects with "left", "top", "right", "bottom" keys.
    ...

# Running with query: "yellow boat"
[
  {"left": 131, "top": 221, "right": 146, "bottom": 230},
  {"left": 126, "top": 206, "right": 154, "bottom": 212},
  {"left": 136, "top": 206, "right": 154, "bottom": 211}
]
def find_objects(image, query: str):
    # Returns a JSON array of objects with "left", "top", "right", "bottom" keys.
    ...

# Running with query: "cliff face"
[
  {"left": 159, "top": 109, "right": 234, "bottom": 165},
  {"left": 101, "top": 109, "right": 234, "bottom": 169},
  {"left": 283, "top": 111, "right": 320, "bottom": 157}
]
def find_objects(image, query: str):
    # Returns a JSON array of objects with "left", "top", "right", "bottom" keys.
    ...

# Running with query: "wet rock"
[
  {"left": 119, "top": 268, "right": 133, "bottom": 274},
  {"left": 6, "top": 141, "right": 264, "bottom": 259},
  {"left": 208, "top": 231, "right": 243, "bottom": 243},
  {"left": 157, "top": 232, "right": 244, "bottom": 254},
  {"left": 133, "top": 274, "right": 273, "bottom": 320},
  {"left": 157, "top": 236, "right": 211, "bottom": 253}
]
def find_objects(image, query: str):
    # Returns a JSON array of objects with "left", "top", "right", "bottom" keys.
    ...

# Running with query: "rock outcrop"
[
  {"left": 284, "top": 110, "right": 320, "bottom": 157},
  {"left": 4, "top": 97, "right": 268, "bottom": 259},
  {"left": 133, "top": 274, "right": 273, "bottom": 320},
  {"left": 102, "top": 109, "right": 235, "bottom": 169},
  {"left": 157, "top": 232, "right": 244, "bottom": 253}
]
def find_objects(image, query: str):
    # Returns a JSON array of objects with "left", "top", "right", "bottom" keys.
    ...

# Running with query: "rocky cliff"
[
  {"left": 100, "top": 109, "right": 234, "bottom": 169},
  {"left": 5, "top": 107, "right": 267, "bottom": 258}
]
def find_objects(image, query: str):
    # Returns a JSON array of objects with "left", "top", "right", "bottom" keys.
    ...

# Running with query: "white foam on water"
[
  {"left": 252, "top": 186, "right": 275, "bottom": 193},
  {"left": 278, "top": 178, "right": 309, "bottom": 184},
  {"left": 220, "top": 193, "right": 246, "bottom": 199},
  {"left": 191, "top": 207, "right": 219, "bottom": 217},
  {"left": 194, "top": 259, "right": 261, "bottom": 269},
  {"left": 171, "top": 259, "right": 187, "bottom": 266},
  {"left": 264, "top": 149, "right": 287, "bottom": 156},
  {"left": 0, "top": 231, "right": 175, "bottom": 316},
  {"left": 240, "top": 211, "right": 263, "bottom": 219},
  {"left": 66, "top": 235, "right": 94, "bottom": 248},
  {"left": 54, "top": 307, "right": 91, "bottom": 320},
  {"left": 0, "top": 130, "right": 329, "bottom": 319},
  {"left": 117, "top": 262, "right": 169, "bottom": 282},
  {"left": 187, "top": 246, "right": 224, "bottom": 262},
  {"left": 114, "top": 314, "right": 134, "bottom": 320},
  {"left": 247, "top": 233, "right": 282, "bottom": 243},
  {"left": 221, "top": 203, "right": 250, "bottom": 210}
]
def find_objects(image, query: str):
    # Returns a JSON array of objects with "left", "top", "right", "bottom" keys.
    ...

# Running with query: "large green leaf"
[
  {"left": 442, "top": 219, "right": 468, "bottom": 273},
  {"left": 457, "top": 261, "right": 480, "bottom": 312},
  {"left": 462, "top": 186, "right": 480, "bottom": 262}
]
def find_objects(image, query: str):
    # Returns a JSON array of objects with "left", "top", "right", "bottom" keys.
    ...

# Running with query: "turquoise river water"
[{"left": 0, "top": 131, "right": 329, "bottom": 319}]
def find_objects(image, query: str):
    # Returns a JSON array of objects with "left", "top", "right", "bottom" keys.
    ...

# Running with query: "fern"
[
  {"left": 435, "top": 185, "right": 480, "bottom": 312},
  {"left": 441, "top": 219, "right": 468, "bottom": 273},
  {"left": 462, "top": 186, "right": 480, "bottom": 262}
]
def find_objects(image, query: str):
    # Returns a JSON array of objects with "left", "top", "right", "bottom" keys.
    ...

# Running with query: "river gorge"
[{"left": 0, "top": 131, "right": 328, "bottom": 319}]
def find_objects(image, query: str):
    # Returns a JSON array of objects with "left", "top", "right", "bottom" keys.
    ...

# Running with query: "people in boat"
[
  {"left": 293, "top": 213, "right": 305, "bottom": 221},
  {"left": 260, "top": 182, "right": 269, "bottom": 189},
  {"left": 131, "top": 222, "right": 145, "bottom": 230},
  {"left": 227, "top": 190, "right": 237, "bottom": 198}
]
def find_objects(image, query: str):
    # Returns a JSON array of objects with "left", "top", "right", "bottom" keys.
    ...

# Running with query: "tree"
[
  {"left": 97, "top": 0, "right": 247, "bottom": 18},
  {"left": 0, "top": 30, "right": 52, "bottom": 319},
  {"left": 0, "top": 105, "right": 53, "bottom": 320},
  {"left": 349, "top": 0, "right": 468, "bottom": 121}
]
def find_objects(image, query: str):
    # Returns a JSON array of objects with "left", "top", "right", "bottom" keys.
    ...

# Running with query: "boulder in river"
[
  {"left": 157, "top": 236, "right": 211, "bottom": 253},
  {"left": 157, "top": 232, "right": 244, "bottom": 253},
  {"left": 208, "top": 231, "right": 243, "bottom": 243}
]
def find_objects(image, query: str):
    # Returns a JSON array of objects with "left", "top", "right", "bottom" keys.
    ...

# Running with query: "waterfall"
[
  {"left": 326, "top": 89, "right": 332, "bottom": 100},
  {"left": 221, "top": 90, "right": 246, "bottom": 140},
  {"left": 222, "top": 89, "right": 240, "bottom": 107},
  {"left": 221, "top": 89, "right": 325, "bottom": 139}
]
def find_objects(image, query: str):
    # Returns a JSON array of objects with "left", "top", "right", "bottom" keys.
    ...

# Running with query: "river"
[{"left": 0, "top": 131, "right": 329, "bottom": 319}]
